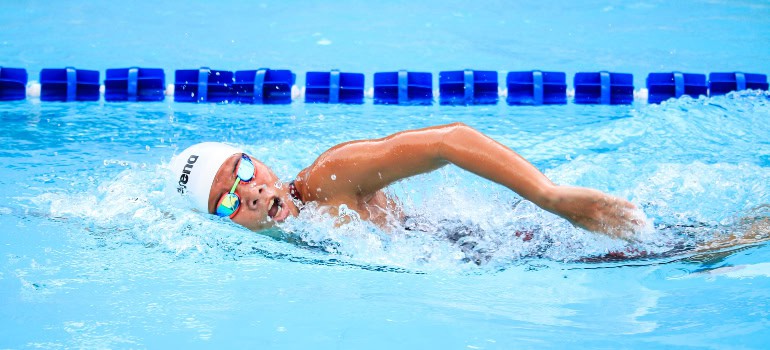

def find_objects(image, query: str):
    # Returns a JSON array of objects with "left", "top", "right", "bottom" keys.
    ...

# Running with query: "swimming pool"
[{"left": 2, "top": 0, "right": 770, "bottom": 348}]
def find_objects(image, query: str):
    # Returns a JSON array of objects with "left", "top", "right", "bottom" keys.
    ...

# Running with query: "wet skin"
[
  {"left": 207, "top": 154, "right": 300, "bottom": 231},
  {"left": 207, "top": 153, "right": 401, "bottom": 230},
  {"left": 207, "top": 123, "right": 646, "bottom": 239}
]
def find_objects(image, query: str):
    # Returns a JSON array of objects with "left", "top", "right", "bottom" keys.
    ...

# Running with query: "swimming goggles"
[{"left": 215, "top": 153, "right": 257, "bottom": 218}]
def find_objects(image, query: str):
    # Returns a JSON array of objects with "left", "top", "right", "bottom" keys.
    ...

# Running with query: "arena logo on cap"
[{"left": 177, "top": 155, "right": 199, "bottom": 193}]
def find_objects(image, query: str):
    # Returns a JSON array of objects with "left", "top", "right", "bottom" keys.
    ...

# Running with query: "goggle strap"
[{"left": 230, "top": 178, "right": 240, "bottom": 193}]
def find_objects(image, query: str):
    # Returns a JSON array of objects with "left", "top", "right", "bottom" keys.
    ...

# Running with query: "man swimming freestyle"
[{"left": 171, "top": 122, "right": 645, "bottom": 240}]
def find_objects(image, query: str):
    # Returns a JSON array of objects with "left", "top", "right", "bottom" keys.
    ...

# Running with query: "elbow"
[
  {"left": 440, "top": 122, "right": 472, "bottom": 142},
  {"left": 435, "top": 122, "right": 475, "bottom": 161},
  {"left": 446, "top": 121, "right": 470, "bottom": 131},
  {"left": 437, "top": 122, "right": 472, "bottom": 153},
  {"left": 445, "top": 122, "right": 477, "bottom": 140}
]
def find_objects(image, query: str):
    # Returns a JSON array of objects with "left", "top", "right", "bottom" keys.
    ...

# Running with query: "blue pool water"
[{"left": 2, "top": 1, "right": 770, "bottom": 348}]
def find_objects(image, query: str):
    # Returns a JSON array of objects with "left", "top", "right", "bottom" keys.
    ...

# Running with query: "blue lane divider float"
[
  {"left": 175, "top": 67, "right": 234, "bottom": 103},
  {"left": 40, "top": 67, "right": 100, "bottom": 102},
  {"left": 646, "top": 72, "right": 708, "bottom": 104},
  {"left": 305, "top": 70, "right": 365, "bottom": 104},
  {"left": 0, "top": 66, "right": 27, "bottom": 101},
  {"left": 438, "top": 69, "right": 498, "bottom": 105},
  {"left": 574, "top": 71, "right": 634, "bottom": 105},
  {"left": 234, "top": 68, "right": 295, "bottom": 104},
  {"left": 104, "top": 67, "right": 165, "bottom": 102},
  {"left": 373, "top": 70, "right": 433, "bottom": 105},
  {"left": 3, "top": 67, "right": 768, "bottom": 104},
  {"left": 708, "top": 72, "right": 769, "bottom": 96},
  {"left": 506, "top": 70, "right": 567, "bottom": 105}
]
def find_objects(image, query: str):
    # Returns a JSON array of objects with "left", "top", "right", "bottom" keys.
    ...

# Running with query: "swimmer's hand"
[{"left": 542, "top": 186, "right": 645, "bottom": 241}]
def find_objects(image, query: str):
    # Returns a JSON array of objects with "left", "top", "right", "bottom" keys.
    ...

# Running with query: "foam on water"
[{"left": 23, "top": 91, "right": 770, "bottom": 274}]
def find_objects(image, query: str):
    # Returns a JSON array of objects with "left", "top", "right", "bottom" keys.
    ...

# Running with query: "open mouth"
[{"left": 267, "top": 197, "right": 282, "bottom": 219}]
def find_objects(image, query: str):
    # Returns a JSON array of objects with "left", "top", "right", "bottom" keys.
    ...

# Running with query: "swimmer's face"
[{"left": 207, "top": 153, "right": 300, "bottom": 231}]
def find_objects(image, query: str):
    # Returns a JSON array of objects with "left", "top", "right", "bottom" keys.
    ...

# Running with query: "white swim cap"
[{"left": 170, "top": 142, "right": 243, "bottom": 213}]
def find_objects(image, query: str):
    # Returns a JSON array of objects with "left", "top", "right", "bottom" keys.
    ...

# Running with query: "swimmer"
[{"left": 171, "top": 122, "right": 645, "bottom": 240}]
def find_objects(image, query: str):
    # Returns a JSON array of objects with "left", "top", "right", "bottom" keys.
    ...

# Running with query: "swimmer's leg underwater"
[{"left": 578, "top": 211, "right": 770, "bottom": 264}]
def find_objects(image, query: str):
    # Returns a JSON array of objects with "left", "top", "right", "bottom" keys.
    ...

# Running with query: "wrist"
[{"left": 535, "top": 184, "right": 562, "bottom": 213}]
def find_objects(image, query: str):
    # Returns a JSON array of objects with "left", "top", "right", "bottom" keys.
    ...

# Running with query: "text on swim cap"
[{"left": 177, "top": 155, "right": 199, "bottom": 193}]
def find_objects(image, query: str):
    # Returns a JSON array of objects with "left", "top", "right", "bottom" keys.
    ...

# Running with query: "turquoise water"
[{"left": 2, "top": 1, "right": 770, "bottom": 349}]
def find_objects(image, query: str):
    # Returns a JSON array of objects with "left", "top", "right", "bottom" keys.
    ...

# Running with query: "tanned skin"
[{"left": 207, "top": 123, "right": 645, "bottom": 239}]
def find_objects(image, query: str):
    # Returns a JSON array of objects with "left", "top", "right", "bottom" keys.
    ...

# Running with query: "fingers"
[
  {"left": 557, "top": 187, "right": 647, "bottom": 240},
  {"left": 595, "top": 203, "right": 648, "bottom": 242}
]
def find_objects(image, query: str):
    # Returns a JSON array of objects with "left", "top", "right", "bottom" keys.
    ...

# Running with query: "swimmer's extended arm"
[{"left": 299, "top": 122, "right": 643, "bottom": 238}]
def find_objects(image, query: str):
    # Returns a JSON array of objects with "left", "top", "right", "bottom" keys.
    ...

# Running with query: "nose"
[{"left": 240, "top": 182, "right": 276, "bottom": 211}]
